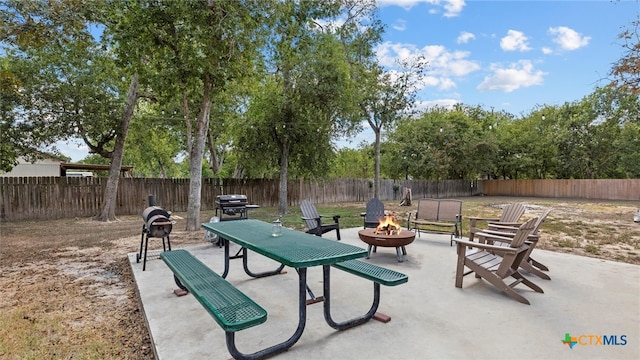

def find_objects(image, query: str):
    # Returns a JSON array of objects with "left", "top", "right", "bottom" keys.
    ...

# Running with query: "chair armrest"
[
  {"left": 302, "top": 216, "right": 322, "bottom": 227},
  {"left": 317, "top": 214, "right": 341, "bottom": 223},
  {"left": 453, "top": 238, "right": 519, "bottom": 254},
  {"left": 488, "top": 221, "right": 524, "bottom": 227},
  {"left": 476, "top": 229, "right": 518, "bottom": 238},
  {"left": 476, "top": 230, "right": 540, "bottom": 244},
  {"left": 407, "top": 212, "right": 414, "bottom": 229},
  {"left": 487, "top": 223, "right": 519, "bottom": 231},
  {"left": 468, "top": 216, "right": 500, "bottom": 227},
  {"left": 468, "top": 216, "right": 500, "bottom": 221}
]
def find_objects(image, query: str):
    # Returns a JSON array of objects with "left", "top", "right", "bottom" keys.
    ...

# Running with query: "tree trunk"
[
  {"left": 206, "top": 130, "right": 222, "bottom": 174},
  {"left": 94, "top": 74, "right": 139, "bottom": 222},
  {"left": 185, "top": 78, "right": 213, "bottom": 231},
  {"left": 182, "top": 89, "right": 192, "bottom": 155},
  {"left": 278, "top": 140, "right": 290, "bottom": 215}
]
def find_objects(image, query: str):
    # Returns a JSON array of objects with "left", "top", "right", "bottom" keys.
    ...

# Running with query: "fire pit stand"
[{"left": 358, "top": 228, "right": 416, "bottom": 262}]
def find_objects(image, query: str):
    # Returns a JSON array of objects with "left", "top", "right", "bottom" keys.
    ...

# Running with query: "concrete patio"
[{"left": 129, "top": 227, "right": 639, "bottom": 360}]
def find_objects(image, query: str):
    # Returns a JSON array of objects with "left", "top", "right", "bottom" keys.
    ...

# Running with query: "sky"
[
  {"left": 338, "top": 0, "right": 640, "bottom": 147},
  {"left": 58, "top": 0, "right": 639, "bottom": 161}
]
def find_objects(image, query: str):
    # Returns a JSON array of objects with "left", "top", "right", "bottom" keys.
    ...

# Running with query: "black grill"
[
  {"left": 137, "top": 200, "right": 172, "bottom": 271},
  {"left": 215, "top": 194, "right": 258, "bottom": 220},
  {"left": 141, "top": 206, "right": 173, "bottom": 238}
]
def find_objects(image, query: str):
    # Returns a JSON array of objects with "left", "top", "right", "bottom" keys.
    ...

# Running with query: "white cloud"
[
  {"left": 51, "top": 139, "right": 89, "bottom": 162},
  {"left": 376, "top": 0, "right": 465, "bottom": 17},
  {"left": 477, "top": 60, "right": 546, "bottom": 93},
  {"left": 415, "top": 98, "right": 460, "bottom": 113},
  {"left": 443, "top": 0, "right": 465, "bottom": 17},
  {"left": 457, "top": 31, "right": 475, "bottom": 44},
  {"left": 375, "top": 41, "right": 480, "bottom": 91},
  {"left": 548, "top": 26, "right": 590, "bottom": 51},
  {"left": 500, "top": 30, "right": 531, "bottom": 52},
  {"left": 541, "top": 47, "right": 553, "bottom": 55},
  {"left": 392, "top": 19, "right": 407, "bottom": 31}
]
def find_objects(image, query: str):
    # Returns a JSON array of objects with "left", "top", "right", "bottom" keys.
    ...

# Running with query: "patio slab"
[{"left": 128, "top": 227, "right": 639, "bottom": 360}]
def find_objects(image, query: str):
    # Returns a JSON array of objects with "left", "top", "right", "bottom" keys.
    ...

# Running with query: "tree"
[
  {"left": 329, "top": 145, "right": 374, "bottom": 179},
  {"left": 610, "top": 14, "right": 640, "bottom": 93},
  {"left": 0, "top": 58, "right": 26, "bottom": 172},
  {"left": 107, "top": 0, "right": 269, "bottom": 230},
  {"left": 360, "top": 56, "right": 427, "bottom": 197},
  {"left": 234, "top": 0, "right": 373, "bottom": 214},
  {"left": 124, "top": 108, "right": 185, "bottom": 178},
  {"left": 384, "top": 105, "right": 504, "bottom": 180},
  {"left": 1, "top": 0, "right": 153, "bottom": 221}
]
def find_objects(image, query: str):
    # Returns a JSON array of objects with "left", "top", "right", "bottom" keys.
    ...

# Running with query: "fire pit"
[{"left": 358, "top": 215, "right": 415, "bottom": 262}]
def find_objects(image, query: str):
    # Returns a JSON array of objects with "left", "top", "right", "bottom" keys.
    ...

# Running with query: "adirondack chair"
[
  {"left": 468, "top": 202, "right": 526, "bottom": 242},
  {"left": 363, "top": 198, "right": 385, "bottom": 229},
  {"left": 453, "top": 217, "right": 543, "bottom": 305},
  {"left": 300, "top": 199, "right": 341, "bottom": 240},
  {"left": 479, "top": 208, "right": 553, "bottom": 280}
]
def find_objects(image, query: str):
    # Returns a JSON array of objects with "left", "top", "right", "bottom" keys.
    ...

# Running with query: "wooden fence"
[
  {"left": 480, "top": 179, "right": 640, "bottom": 201},
  {"left": 2, "top": 177, "right": 637, "bottom": 221},
  {"left": 0, "top": 177, "right": 476, "bottom": 221}
]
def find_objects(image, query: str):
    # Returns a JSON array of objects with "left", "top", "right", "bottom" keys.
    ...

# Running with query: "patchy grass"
[
  {"left": 584, "top": 244, "right": 600, "bottom": 254},
  {"left": 1, "top": 196, "right": 639, "bottom": 359}
]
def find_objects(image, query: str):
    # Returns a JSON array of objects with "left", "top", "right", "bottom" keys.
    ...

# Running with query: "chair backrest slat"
[
  {"left": 531, "top": 208, "right": 552, "bottom": 234},
  {"left": 500, "top": 203, "right": 526, "bottom": 222},
  {"left": 510, "top": 217, "right": 538, "bottom": 248},
  {"left": 365, "top": 198, "right": 385, "bottom": 223},
  {"left": 300, "top": 199, "right": 319, "bottom": 230}
]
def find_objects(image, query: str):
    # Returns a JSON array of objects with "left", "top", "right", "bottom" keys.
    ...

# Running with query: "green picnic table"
[{"left": 162, "top": 219, "right": 408, "bottom": 360}]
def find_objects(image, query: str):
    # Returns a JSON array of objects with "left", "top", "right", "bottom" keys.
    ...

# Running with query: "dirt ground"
[{"left": 0, "top": 197, "right": 638, "bottom": 359}]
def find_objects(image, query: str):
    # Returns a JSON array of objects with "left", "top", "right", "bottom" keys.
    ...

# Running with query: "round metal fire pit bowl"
[{"left": 358, "top": 228, "right": 416, "bottom": 262}]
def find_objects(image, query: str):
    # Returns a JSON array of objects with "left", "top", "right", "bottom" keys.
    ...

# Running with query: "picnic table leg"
[
  {"left": 221, "top": 238, "right": 230, "bottom": 278},
  {"left": 240, "top": 247, "right": 286, "bottom": 278},
  {"left": 225, "top": 268, "right": 307, "bottom": 360},
  {"left": 322, "top": 265, "right": 380, "bottom": 330},
  {"left": 219, "top": 238, "right": 284, "bottom": 279}
]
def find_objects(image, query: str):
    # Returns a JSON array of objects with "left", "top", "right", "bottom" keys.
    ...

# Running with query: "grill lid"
[{"left": 215, "top": 194, "right": 247, "bottom": 206}]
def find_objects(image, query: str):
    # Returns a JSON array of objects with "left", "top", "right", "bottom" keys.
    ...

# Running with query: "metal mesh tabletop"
[{"left": 202, "top": 219, "right": 367, "bottom": 267}]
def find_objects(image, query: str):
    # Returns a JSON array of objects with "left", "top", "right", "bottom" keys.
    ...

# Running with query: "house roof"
[{"left": 60, "top": 162, "right": 133, "bottom": 175}]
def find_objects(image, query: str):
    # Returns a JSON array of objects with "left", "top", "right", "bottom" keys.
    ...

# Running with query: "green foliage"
[
  {"left": 0, "top": 59, "right": 25, "bottom": 171},
  {"left": 383, "top": 105, "right": 503, "bottom": 180},
  {"left": 2, "top": 0, "right": 639, "bottom": 183},
  {"left": 2, "top": 0, "right": 131, "bottom": 164},
  {"left": 114, "top": 102, "right": 186, "bottom": 178},
  {"left": 609, "top": 14, "right": 640, "bottom": 94},
  {"left": 233, "top": 0, "right": 374, "bottom": 181},
  {"left": 329, "top": 147, "right": 375, "bottom": 178}
]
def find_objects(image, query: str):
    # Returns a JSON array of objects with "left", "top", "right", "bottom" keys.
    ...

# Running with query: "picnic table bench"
[
  {"left": 160, "top": 250, "right": 267, "bottom": 333},
  {"left": 332, "top": 259, "right": 408, "bottom": 286},
  {"left": 327, "top": 259, "right": 408, "bottom": 328}
]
